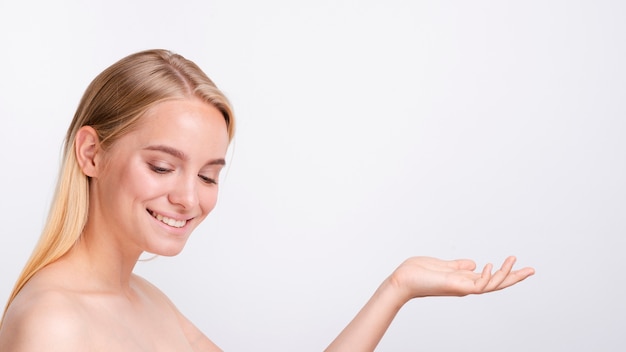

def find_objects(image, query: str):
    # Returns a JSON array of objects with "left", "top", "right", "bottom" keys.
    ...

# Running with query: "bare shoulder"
[
  {"left": 131, "top": 274, "right": 223, "bottom": 352},
  {"left": 0, "top": 283, "right": 89, "bottom": 351},
  {"left": 131, "top": 273, "right": 172, "bottom": 301},
  {"left": 130, "top": 274, "right": 191, "bottom": 316},
  {"left": 130, "top": 273, "right": 181, "bottom": 312}
]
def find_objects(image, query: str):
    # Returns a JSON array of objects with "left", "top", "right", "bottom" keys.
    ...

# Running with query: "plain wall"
[{"left": 1, "top": 1, "right": 624, "bottom": 350}]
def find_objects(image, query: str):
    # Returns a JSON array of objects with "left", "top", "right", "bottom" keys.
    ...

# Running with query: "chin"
[
  {"left": 157, "top": 248, "right": 186, "bottom": 257},
  {"left": 146, "top": 240, "right": 189, "bottom": 257}
]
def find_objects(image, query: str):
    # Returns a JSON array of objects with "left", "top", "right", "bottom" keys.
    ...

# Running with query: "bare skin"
[
  {"left": 325, "top": 256, "right": 535, "bottom": 351},
  {"left": 0, "top": 253, "right": 532, "bottom": 351},
  {"left": 0, "top": 258, "right": 220, "bottom": 352},
  {"left": 0, "top": 97, "right": 534, "bottom": 351},
  {"left": 0, "top": 98, "right": 227, "bottom": 352}
]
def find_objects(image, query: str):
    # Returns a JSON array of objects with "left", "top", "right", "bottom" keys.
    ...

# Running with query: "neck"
[{"left": 64, "top": 221, "right": 143, "bottom": 294}]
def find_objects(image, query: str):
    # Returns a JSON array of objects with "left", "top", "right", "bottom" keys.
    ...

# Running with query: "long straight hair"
[{"left": 2, "top": 49, "right": 235, "bottom": 322}]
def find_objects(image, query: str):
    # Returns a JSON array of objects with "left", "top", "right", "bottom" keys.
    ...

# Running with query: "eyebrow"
[{"left": 144, "top": 145, "right": 226, "bottom": 166}]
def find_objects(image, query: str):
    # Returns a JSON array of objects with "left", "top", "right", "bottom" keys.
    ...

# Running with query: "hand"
[
  {"left": 388, "top": 256, "right": 535, "bottom": 302},
  {"left": 325, "top": 256, "right": 534, "bottom": 352}
]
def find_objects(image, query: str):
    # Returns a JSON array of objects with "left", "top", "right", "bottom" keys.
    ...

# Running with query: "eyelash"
[
  {"left": 199, "top": 175, "right": 218, "bottom": 185},
  {"left": 149, "top": 164, "right": 217, "bottom": 185},
  {"left": 149, "top": 164, "right": 172, "bottom": 174}
]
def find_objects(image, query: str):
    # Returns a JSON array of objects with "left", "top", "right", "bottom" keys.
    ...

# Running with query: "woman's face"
[{"left": 88, "top": 98, "right": 230, "bottom": 256}]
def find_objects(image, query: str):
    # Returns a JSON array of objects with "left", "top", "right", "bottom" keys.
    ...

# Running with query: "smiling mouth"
[{"left": 147, "top": 210, "right": 188, "bottom": 228}]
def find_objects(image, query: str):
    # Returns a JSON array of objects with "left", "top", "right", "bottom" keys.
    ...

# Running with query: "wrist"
[{"left": 377, "top": 275, "right": 412, "bottom": 310}]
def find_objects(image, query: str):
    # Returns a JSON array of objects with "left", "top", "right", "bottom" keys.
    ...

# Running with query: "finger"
[
  {"left": 484, "top": 256, "right": 516, "bottom": 291},
  {"left": 419, "top": 257, "right": 473, "bottom": 273},
  {"left": 474, "top": 263, "right": 493, "bottom": 292},
  {"left": 453, "top": 259, "right": 477, "bottom": 271},
  {"left": 493, "top": 267, "right": 536, "bottom": 290}
]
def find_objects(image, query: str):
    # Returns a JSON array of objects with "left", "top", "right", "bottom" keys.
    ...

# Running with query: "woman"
[{"left": 0, "top": 49, "right": 534, "bottom": 351}]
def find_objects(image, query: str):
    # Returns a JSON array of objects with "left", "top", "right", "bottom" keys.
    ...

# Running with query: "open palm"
[{"left": 389, "top": 256, "right": 535, "bottom": 301}]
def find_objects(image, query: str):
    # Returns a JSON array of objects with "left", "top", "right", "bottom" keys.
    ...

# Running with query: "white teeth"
[{"left": 152, "top": 212, "right": 187, "bottom": 228}]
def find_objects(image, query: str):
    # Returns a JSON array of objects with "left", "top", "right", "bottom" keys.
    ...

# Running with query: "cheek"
[
  {"left": 125, "top": 170, "right": 159, "bottom": 198},
  {"left": 110, "top": 165, "right": 164, "bottom": 203},
  {"left": 199, "top": 188, "right": 220, "bottom": 214}
]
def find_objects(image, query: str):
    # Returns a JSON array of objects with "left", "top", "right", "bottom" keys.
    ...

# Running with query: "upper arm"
[{"left": 0, "top": 292, "right": 88, "bottom": 352}]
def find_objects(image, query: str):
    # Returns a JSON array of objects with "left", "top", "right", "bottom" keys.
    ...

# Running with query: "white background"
[{"left": 1, "top": 1, "right": 625, "bottom": 351}]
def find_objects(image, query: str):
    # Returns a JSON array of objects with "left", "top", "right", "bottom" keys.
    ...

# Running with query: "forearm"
[
  {"left": 324, "top": 256, "right": 534, "bottom": 351},
  {"left": 324, "top": 278, "right": 407, "bottom": 352}
]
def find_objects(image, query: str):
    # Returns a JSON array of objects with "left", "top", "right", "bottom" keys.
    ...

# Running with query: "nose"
[{"left": 168, "top": 177, "right": 199, "bottom": 210}]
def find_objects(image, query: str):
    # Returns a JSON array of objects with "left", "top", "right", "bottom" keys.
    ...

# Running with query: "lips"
[{"left": 147, "top": 209, "right": 188, "bottom": 228}]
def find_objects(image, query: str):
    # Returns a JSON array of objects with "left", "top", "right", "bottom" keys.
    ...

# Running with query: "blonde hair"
[{"left": 2, "top": 49, "right": 235, "bottom": 320}]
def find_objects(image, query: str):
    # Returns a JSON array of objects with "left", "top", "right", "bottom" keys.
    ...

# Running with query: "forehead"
[{"left": 115, "top": 98, "right": 229, "bottom": 157}]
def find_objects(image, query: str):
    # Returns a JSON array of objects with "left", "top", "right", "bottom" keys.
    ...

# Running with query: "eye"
[
  {"left": 149, "top": 164, "right": 172, "bottom": 174},
  {"left": 199, "top": 174, "right": 218, "bottom": 185}
]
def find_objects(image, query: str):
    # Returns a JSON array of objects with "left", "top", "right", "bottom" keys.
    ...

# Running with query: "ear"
[{"left": 75, "top": 126, "right": 101, "bottom": 177}]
